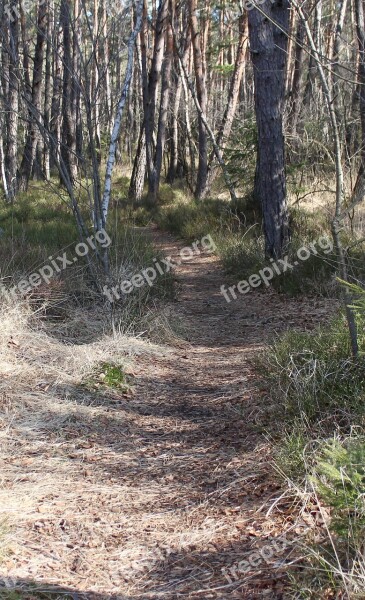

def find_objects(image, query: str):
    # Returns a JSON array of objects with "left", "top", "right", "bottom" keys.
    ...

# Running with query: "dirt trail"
[{"left": 1, "top": 229, "right": 334, "bottom": 599}]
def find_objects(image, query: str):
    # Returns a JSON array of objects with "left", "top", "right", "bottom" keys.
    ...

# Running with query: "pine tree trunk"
[
  {"left": 18, "top": 0, "right": 48, "bottom": 191},
  {"left": 166, "top": 67, "right": 183, "bottom": 184},
  {"left": 50, "top": 16, "right": 62, "bottom": 170},
  {"left": 6, "top": 0, "right": 19, "bottom": 199},
  {"left": 129, "top": 125, "right": 146, "bottom": 204},
  {"left": 189, "top": 0, "right": 208, "bottom": 199},
  {"left": 148, "top": 18, "right": 173, "bottom": 203},
  {"left": 60, "top": 0, "right": 77, "bottom": 183},
  {"left": 43, "top": 0, "right": 53, "bottom": 180},
  {"left": 248, "top": 0, "right": 290, "bottom": 258},
  {"left": 287, "top": 17, "right": 305, "bottom": 134},
  {"left": 143, "top": 0, "right": 168, "bottom": 193}
]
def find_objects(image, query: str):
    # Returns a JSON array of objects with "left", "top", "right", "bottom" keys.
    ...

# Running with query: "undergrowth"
[
  {"left": 0, "top": 182, "right": 174, "bottom": 335},
  {"left": 260, "top": 299, "right": 365, "bottom": 597}
]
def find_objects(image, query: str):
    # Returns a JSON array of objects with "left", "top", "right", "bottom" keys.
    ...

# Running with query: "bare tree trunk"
[
  {"left": 148, "top": 16, "right": 173, "bottom": 203},
  {"left": 6, "top": 0, "right": 19, "bottom": 199},
  {"left": 303, "top": 0, "right": 322, "bottom": 109},
  {"left": 332, "top": 0, "right": 348, "bottom": 137},
  {"left": 143, "top": 0, "right": 168, "bottom": 194},
  {"left": 43, "top": 0, "right": 53, "bottom": 180},
  {"left": 168, "top": 15, "right": 192, "bottom": 185},
  {"left": 248, "top": 0, "right": 290, "bottom": 258},
  {"left": 0, "top": 9, "right": 10, "bottom": 201},
  {"left": 19, "top": 2, "right": 31, "bottom": 101},
  {"left": 129, "top": 125, "right": 146, "bottom": 203},
  {"left": 287, "top": 17, "right": 305, "bottom": 134},
  {"left": 92, "top": 0, "right": 101, "bottom": 162},
  {"left": 101, "top": 0, "right": 112, "bottom": 134},
  {"left": 60, "top": 0, "right": 77, "bottom": 183},
  {"left": 102, "top": 0, "right": 143, "bottom": 226},
  {"left": 175, "top": 24, "right": 237, "bottom": 202},
  {"left": 166, "top": 61, "right": 183, "bottom": 184},
  {"left": 351, "top": 0, "right": 365, "bottom": 201},
  {"left": 50, "top": 16, "right": 62, "bottom": 170},
  {"left": 189, "top": 0, "right": 208, "bottom": 199},
  {"left": 18, "top": 0, "right": 48, "bottom": 191}
]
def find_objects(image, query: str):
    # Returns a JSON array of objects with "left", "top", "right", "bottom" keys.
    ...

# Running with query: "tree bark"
[
  {"left": 102, "top": 0, "right": 143, "bottom": 225},
  {"left": 60, "top": 0, "right": 77, "bottom": 184},
  {"left": 352, "top": 0, "right": 365, "bottom": 203},
  {"left": 129, "top": 125, "right": 147, "bottom": 203},
  {"left": 18, "top": 0, "right": 48, "bottom": 191},
  {"left": 248, "top": 0, "right": 290, "bottom": 258},
  {"left": 50, "top": 15, "right": 62, "bottom": 170},
  {"left": 147, "top": 16, "right": 173, "bottom": 203},
  {"left": 287, "top": 16, "right": 305, "bottom": 134},
  {"left": 6, "top": 0, "right": 19, "bottom": 199},
  {"left": 143, "top": 0, "right": 168, "bottom": 195},
  {"left": 189, "top": 0, "right": 209, "bottom": 199},
  {"left": 43, "top": 0, "right": 53, "bottom": 180}
]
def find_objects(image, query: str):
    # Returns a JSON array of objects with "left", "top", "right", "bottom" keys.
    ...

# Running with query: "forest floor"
[{"left": 0, "top": 227, "right": 336, "bottom": 599}]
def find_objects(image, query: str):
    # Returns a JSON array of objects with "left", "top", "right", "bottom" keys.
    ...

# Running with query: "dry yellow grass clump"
[{"left": 0, "top": 297, "right": 168, "bottom": 593}]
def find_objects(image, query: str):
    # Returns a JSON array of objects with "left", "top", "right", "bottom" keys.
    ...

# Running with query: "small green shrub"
[
  {"left": 287, "top": 436, "right": 365, "bottom": 598},
  {"left": 225, "top": 116, "right": 257, "bottom": 191},
  {"left": 96, "top": 363, "right": 129, "bottom": 390},
  {"left": 312, "top": 437, "right": 365, "bottom": 545},
  {"left": 84, "top": 363, "right": 132, "bottom": 393}
]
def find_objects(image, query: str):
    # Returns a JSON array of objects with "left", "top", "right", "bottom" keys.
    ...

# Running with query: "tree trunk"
[
  {"left": 18, "top": 0, "right": 48, "bottom": 191},
  {"left": 352, "top": 0, "right": 365, "bottom": 201},
  {"left": 166, "top": 64, "right": 183, "bottom": 184},
  {"left": 287, "top": 17, "right": 305, "bottom": 134},
  {"left": 129, "top": 125, "right": 147, "bottom": 203},
  {"left": 303, "top": 0, "right": 322, "bottom": 109},
  {"left": 142, "top": 0, "right": 169, "bottom": 197},
  {"left": 60, "top": 0, "right": 77, "bottom": 183},
  {"left": 248, "top": 0, "right": 290, "bottom": 258},
  {"left": 102, "top": 0, "right": 143, "bottom": 226},
  {"left": 43, "top": 0, "right": 53, "bottom": 180},
  {"left": 143, "top": 0, "right": 168, "bottom": 195},
  {"left": 147, "top": 17, "right": 173, "bottom": 203},
  {"left": 168, "top": 16, "right": 192, "bottom": 184},
  {"left": 6, "top": 0, "right": 19, "bottom": 199},
  {"left": 189, "top": 0, "right": 208, "bottom": 199},
  {"left": 50, "top": 16, "right": 62, "bottom": 170},
  {"left": 19, "top": 2, "right": 32, "bottom": 102}
]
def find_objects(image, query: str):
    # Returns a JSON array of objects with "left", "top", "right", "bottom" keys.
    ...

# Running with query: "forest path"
[
  {"left": 1, "top": 229, "right": 333, "bottom": 600},
  {"left": 111, "top": 226, "right": 331, "bottom": 599}
]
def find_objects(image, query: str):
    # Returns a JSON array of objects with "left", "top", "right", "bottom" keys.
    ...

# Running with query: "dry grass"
[{"left": 0, "top": 296, "right": 174, "bottom": 593}]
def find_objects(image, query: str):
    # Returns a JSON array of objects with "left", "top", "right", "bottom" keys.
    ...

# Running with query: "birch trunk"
[{"left": 102, "top": 0, "right": 143, "bottom": 224}]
